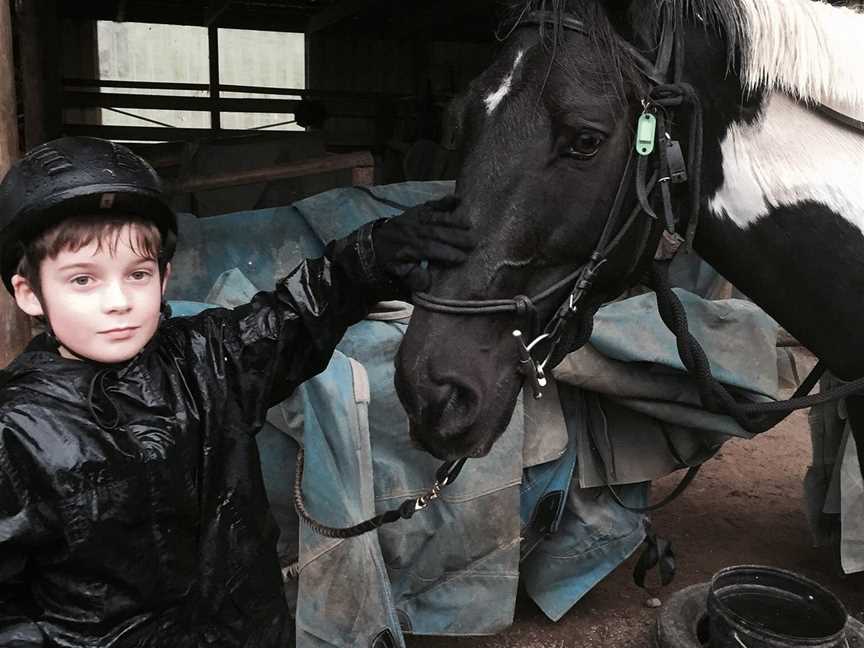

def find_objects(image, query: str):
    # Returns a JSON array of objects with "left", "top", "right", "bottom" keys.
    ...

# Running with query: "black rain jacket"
[{"left": 0, "top": 224, "right": 390, "bottom": 647}]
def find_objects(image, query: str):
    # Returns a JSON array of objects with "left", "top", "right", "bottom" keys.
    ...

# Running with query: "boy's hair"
[{"left": 16, "top": 214, "right": 165, "bottom": 292}]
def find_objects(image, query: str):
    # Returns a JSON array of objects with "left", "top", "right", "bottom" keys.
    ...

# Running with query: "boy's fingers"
[
  {"left": 419, "top": 226, "right": 477, "bottom": 251},
  {"left": 394, "top": 241, "right": 470, "bottom": 266}
]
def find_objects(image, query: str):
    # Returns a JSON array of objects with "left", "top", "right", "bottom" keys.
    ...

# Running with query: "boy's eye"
[
  {"left": 130, "top": 270, "right": 152, "bottom": 281},
  {"left": 71, "top": 276, "right": 92, "bottom": 286}
]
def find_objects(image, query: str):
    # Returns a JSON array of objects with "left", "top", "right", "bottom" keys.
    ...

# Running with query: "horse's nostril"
[
  {"left": 443, "top": 384, "right": 472, "bottom": 419},
  {"left": 433, "top": 381, "right": 480, "bottom": 438}
]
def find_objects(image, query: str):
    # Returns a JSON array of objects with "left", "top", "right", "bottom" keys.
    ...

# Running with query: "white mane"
[{"left": 737, "top": 0, "right": 864, "bottom": 111}]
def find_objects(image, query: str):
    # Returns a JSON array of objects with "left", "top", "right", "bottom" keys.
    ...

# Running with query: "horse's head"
[{"left": 396, "top": 0, "right": 741, "bottom": 460}]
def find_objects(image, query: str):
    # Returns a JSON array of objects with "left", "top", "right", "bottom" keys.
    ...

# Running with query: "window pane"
[
  {"left": 218, "top": 29, "right": 305, "bottom": 131},
  {"left": 96, "top": 22, "right": 209, "bottom": 129},
  {"left": 218, "top": 28, "right": 305, "bottom": 89}
]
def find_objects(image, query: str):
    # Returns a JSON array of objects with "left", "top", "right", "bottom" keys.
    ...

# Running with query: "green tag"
[{"left": 635, "top": 113, "right": 657, "bottom": 156}]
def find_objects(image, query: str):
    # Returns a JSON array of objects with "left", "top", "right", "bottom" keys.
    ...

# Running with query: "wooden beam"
[
  {"left": 66, "top": 77, "right": 400, "bottom": 101},
  {"left": 63, "top": 91, "right": 376, "bottom": 119},
  {"left": 63, "top": 124, "right": 311, "bottom": 142},
  {"left": 59, "top": 4, "right": 311, "bottom": 33},
  {"left": 0, "top": 0, "right": 32, "bottom": 367},
  {"left": 64, "top": 91, "right": 306, "bottom": 114},
  {"left": 168, "top": 152, "right": 375, "bottom": 194},
  {"left": 306, "top": 0, "right": 382, "bottom": 34},
  {"left": 116, "top": 0, "right": 128, "bottom": 22},
  {"left": 208, "top": 25, "right": 220, "bottom": 130}
]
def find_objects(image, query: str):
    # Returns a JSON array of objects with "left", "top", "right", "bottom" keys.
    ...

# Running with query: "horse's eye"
[{"left": 562, "top": 132, "right": 604, "bottom": 160}]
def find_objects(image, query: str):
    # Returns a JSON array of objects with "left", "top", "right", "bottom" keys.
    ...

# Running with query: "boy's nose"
[{"left": 102, "top": 281, "right": 132, "bottom": 312}]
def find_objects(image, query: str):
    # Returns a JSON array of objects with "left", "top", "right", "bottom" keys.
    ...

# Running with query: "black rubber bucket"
[{"left": 707, "top": 565, "right": 848, "bottom": 648}]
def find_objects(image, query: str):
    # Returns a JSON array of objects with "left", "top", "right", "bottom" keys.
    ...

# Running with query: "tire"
[
  {"left": 654, "top": 583, "right": 710, "bottom": 648},
  {"left": 654, "top": 582, "right": 864, "bottom": 648}
]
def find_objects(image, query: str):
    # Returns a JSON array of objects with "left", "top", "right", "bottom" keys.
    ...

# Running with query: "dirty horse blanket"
[{"left": 167, "top": 182, "right": 788, "bottom": 647}]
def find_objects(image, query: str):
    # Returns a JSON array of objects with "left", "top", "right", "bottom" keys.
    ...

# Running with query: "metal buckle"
[
  {"left": 414, "top": 458, "right": 467, "bottom": 511},
  {"left": 513, "top": 330, "right": 551, "bottom": 399},
  {"left": 414, "top": 483, "right": 443, "bottom": 511}
]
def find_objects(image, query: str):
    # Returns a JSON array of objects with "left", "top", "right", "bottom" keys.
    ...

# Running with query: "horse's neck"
[{"left": 696, "top": 91, "right": 864, "bottom": 379}]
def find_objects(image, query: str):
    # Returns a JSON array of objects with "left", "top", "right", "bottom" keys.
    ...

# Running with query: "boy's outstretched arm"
[
  {"left": 167, "top": 196, "right": 473, "bottom": 429},
  {"left": 0, "top": 469, "right": 46, "bottom": 646}
]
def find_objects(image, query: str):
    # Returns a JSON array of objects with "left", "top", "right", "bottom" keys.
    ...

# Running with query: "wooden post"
[
  {"left": 16, "top": 0, "right": 62, "bottom": 148},
  {"left": 0, "top": 0, "right": 31, "bottom": 367}
]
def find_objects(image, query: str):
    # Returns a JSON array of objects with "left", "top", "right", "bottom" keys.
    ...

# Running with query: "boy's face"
[{"left": 12, "top": 224, "right": 170, "bottom": 364}]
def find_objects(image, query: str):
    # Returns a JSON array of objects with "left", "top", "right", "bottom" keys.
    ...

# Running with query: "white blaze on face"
[
  {"left": 485, "top": 49, "right": 525, "bottom": 115},
  {"left": 708, "top": 92, "right": 864, "bottom": 233}
]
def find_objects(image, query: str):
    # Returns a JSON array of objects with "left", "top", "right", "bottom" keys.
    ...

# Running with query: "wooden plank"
[
  {"left": 351, "top": 165, "right": 374, "bottom": 186},
  {"left": 168, "top": 151, "right": 374, "bottom": 194},
  {"left": 0, "top": 0, "right": 32, "bottom": 367}
]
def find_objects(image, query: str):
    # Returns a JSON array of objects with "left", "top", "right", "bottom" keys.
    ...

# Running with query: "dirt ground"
[{"left": 408, "top": 351, "right": 864, "bottom": 648}]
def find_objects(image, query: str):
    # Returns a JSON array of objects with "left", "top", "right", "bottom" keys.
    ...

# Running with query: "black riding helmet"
[{"left": 0, "top": 136, "right": 177, "bottom": 295}]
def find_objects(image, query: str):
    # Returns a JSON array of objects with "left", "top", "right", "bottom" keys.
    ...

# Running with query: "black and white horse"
[{"left": 394, "top": 0, "right": 864, "bottom": 464}]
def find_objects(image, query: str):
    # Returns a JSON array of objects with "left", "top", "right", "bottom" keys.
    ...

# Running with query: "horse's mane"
[
  {"left": 502, "top": 0, "right": 864, "bottom": 109},
  {"left": 731, "top": 0, "right": 864, "bottom": 108}
]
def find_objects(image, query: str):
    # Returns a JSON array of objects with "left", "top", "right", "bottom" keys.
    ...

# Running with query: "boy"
[{"left": 0, "top": 137, "right": 473, "bottom": 647}]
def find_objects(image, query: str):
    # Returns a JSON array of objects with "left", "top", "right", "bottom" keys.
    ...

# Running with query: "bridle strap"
[
  {"left": 518, "top": 10, "right": 588, "bottom": 35},
  {"left": 413, "top": 7, "right": 682, "bottom": 370}
]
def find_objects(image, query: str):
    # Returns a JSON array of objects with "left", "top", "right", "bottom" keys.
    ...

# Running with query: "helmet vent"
[
  {"left": 111, "top": 142, "right": 142, "bottom": 172},
  {"left": 31, "top": 146, "right": 72, "bottom": 176}
]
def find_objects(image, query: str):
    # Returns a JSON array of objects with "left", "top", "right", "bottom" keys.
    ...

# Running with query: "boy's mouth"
[{"left": 100, "top": 326, "right": 139, "bottom": 339}]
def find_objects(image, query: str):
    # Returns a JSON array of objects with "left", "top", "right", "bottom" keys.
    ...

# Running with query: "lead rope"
[{"left": 293, "top": 446, "right": 467, "bottom": 539}]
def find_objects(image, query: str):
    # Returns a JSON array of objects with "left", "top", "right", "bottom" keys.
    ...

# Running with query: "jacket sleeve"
[
  {"left": 0, "top": 465, "right": 45, "bottom": 646},
  {"left": 175, "top": 220, "right": 397, "bottom": 427}
]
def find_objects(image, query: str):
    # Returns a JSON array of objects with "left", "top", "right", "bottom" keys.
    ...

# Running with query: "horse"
[{"left": 393, "top": 0, "right": 864, "bottom": 467}]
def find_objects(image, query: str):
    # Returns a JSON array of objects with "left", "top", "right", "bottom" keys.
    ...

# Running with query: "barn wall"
[{"left": 307, "top": 33, "right": 494, "bottom": 155}]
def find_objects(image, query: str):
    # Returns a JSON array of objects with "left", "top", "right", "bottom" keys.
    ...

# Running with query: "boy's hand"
[{"left": 372, "top": 195, "right": 475, "bottom": 292}]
